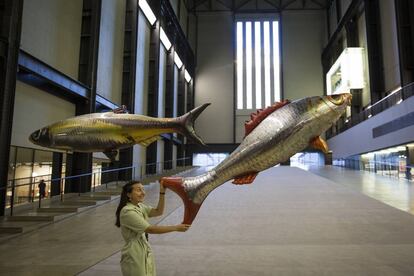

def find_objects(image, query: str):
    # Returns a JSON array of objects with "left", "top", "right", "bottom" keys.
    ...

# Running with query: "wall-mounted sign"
[{"left": 326, "top": 47, "right": 365, "bottom": 95}]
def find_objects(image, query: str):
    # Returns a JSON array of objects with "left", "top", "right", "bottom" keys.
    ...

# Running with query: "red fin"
[
  {"left": 160, "top": 177, "right": 201, "bottom": 225},
  {"left": 244, "top": 100, "right": 290, "bottom": 137},
  {"left": 309, "top": 136, "right": 329, "bottom": 153},
  {"left": 232, "top": 172, "right": 259, "bottom": 185}
]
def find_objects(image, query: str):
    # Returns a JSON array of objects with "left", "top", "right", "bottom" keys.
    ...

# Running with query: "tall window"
[{"left": 236, "top": 20, "right": 281, "bottom": 110}]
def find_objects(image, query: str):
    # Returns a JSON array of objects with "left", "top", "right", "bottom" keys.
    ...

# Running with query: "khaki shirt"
[{"left": 120, "top": 202, "right": 155, "bottom": 276}]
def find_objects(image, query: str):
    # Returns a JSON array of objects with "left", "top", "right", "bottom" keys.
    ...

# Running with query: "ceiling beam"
[
  {"left": 191, "top": 0, "right": 208, "bottom": 11},
  {"left": 235, "top": 0, "right": 253, "bottom": 11},
  {"left": 310, "top": 0, "right": 325, "bottom": 8},
  {"left": 264, "top": 0, "right": 279, "bottom": 9},
  {"left": 216, "top": 0, "right": 232, "bottom": 10},
  {"left": 282, "top": 0, "right": 297, "bottom": 9}
]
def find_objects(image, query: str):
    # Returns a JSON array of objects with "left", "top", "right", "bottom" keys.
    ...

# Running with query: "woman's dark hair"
[{"left": 115, "top": 180, "right": 141, "bottom": 227}]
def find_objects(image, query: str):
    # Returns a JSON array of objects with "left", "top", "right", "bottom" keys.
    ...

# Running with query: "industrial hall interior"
[{"left": 1, "top": 0, "right": 414, "bottom": 275}]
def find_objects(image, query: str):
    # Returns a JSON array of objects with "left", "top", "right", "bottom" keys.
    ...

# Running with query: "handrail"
[
  {"left": 4, "top": 157, "right": 191, "bottom": 216},
  {"left": 6, "top": 167, "right": 131, "bottom": 189},
  {"left": 327, "top": 82, "right": 414, "bottom": 138},
  {"left": 8, "top": 166, "right": 106, "bottom": 183},
  {"left": 7, "top": 157, "right": 190, "bottom": 186},
  {"left": 53, "top": 166, "right": 133, "bottom": 182}
]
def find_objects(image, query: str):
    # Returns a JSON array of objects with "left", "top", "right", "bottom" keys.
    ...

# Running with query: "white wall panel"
[
  {"left": 133, "top": 11, "right": 152, "bottom": 178},
  {"left": 158, "top": 48, "right": 167, "bottom": 117},
  {"left": 12, "top": 82, "right": 75, "bottom": 149},
  {"left": 282, "top": 11, "right": 325, "bottom": 101},
  {"left": 157, "top": 44, "right": 167, "bottom": 165},
  {"left": 379, "top": 0, "right": 401, "bottom": 92},
  {"left": 357, "top": 12, "right": 371, "bottom": 107},
  {"left": 20, "top": 0, "right": 83, "bottom": 79},
  {"left": 96, "top": 0, "right": 126, "bottom": 105},
  {"left": 195, "top": 13, "right": 234, "bottom": 143}
]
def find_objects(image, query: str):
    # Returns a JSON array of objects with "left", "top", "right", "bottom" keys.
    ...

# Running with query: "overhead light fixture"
[
  {"left": 139, "top": 0, "right": 156, "bottom": 25},
  {"left": 174, "top": 52, "right": 183, "bottom": 69},
  {"left": 184, "top": 69, "right": 192, "bottom": 83},
  {"left": 368, "top": 114, "right": 372, "bottom": 118},
  {"left": 160, "top": 27, "right": 172, "bottom": 50},
  {"left": 397, "top": 99, "right": 403, "bottom": 104}
]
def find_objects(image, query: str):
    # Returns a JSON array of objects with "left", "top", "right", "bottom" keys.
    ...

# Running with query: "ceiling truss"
[{"left": 184, "top": 0, "right": 330, "bottom": 13}]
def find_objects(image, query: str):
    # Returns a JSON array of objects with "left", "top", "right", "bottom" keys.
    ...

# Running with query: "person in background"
[
  {"left": 115, "top": 180, "right": 190, "bottom": 276},
  {"left": 38, "top": 179, "right": 46, "bottom": 198}
]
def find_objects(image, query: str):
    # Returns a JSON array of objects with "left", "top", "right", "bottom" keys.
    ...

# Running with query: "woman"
[{"left": 115, "top": 181, "right": 190, "bottom": 276}]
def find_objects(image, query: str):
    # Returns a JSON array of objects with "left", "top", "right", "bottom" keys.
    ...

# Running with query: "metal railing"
[
  {"left": 4, "top": 157, "right": 192, "bottom": 216},
  {"left": 327, "top": 83, "right": 414, "bottom": 138}
]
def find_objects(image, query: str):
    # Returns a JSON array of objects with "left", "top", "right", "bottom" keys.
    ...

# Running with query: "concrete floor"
[{"left": 2, "top": 166, "right": 414, "bottom": 275}]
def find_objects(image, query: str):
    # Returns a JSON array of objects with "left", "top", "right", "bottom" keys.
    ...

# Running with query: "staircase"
[{"left": 0, "top": 166, "right": 194, "bottom": 240}]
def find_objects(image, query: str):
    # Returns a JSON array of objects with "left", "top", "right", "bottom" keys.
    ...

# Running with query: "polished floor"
[
  {"left": 1, "top": 165, "right": 414, "bottom": 275},
  {"left": 304, "top": 165, "right": 414, "bottom": 215}
]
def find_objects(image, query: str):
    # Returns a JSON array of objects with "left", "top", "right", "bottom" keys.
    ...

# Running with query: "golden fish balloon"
[{"left": 29, "top": 104, "right": 210, "bottom": 160}]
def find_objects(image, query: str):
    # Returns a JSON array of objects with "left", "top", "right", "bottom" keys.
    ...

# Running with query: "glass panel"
[
  {"left": 255, "top": 21, "right": 262, "bottom": 109},
  {"left": 263, "top": 21, "right": 271, "bottom": 106},
  {"left": 236, "top": 22, "right": 244, "bottom": 109},
  {"left": 14, "top": 147, "right": 34, "bottom": 205},
  {"left": 33, "top": 150, "right": 53, "bottom": 198},
  {"left": 246, "top": 21, "right": 253, "bottom": 109},
  {"left": 272, "top": 21, "right": 280, "bottom": 102}
]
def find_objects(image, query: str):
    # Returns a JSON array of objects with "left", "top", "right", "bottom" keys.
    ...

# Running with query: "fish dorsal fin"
[
  {"left": 112, "top": 105, "right": 129, "bottom": 114},
  {"left": 244, "top": 100, "right": 290, "bottom": 137},
  {"left": 309, "top": 136, "right": 329, "bottom": 153},
  {"left": 137, "top": 135, "right": 161, "bottom": 147},
  {"left": 232, "top": 172, "right": 259, "bottom": 185}
]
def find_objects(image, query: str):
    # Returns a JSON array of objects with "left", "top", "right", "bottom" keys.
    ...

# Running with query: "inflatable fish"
[
  {"left": 29, "top": 104, "right": 210, "bottom": 161},
  {"left": 161, "top": 94, "right": 352, "bottom": 224}
]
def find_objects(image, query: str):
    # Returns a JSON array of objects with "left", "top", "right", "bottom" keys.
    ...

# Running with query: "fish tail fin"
[
  {"left": 160, "top": 176, "right": 201, "bottom": 225},
  {"left": 178, "top": 103, "right": 210, "bottom": 145}
]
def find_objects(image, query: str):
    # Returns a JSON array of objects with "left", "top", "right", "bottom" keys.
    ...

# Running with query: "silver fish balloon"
[
  {"left": 161, "top": 94, "right": 352, "bottom": 224},
  {"left": 29, "top": 104, "right": 210, "bottom": 161}
]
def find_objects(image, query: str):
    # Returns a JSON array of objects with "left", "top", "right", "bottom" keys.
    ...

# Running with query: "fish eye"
[
  {"left": 32, "top": 130, "right": 41, "bottom": 140},
  {"left": 327, "top": 95, "right": 345, "bottom": 106},
  {"left": 41, "top": 128, "right": 48, "bottom": 135}
]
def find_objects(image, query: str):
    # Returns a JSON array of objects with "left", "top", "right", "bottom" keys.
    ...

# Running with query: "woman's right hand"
[{"left": 175, "top": 224, "right": 191, "bottom": 232}]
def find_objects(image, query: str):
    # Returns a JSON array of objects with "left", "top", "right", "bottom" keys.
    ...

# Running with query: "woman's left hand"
[{"left": 159, "top": 182, "right": 166, "bottom": 194}]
